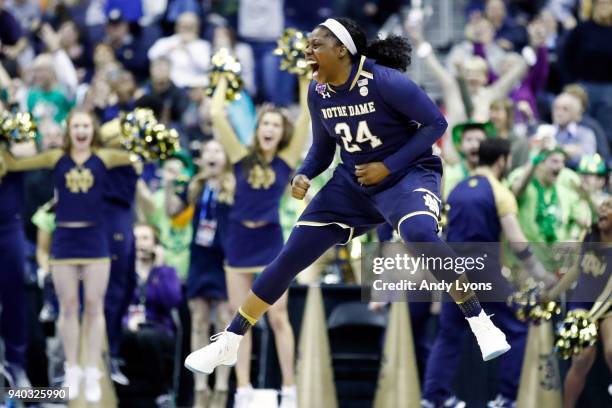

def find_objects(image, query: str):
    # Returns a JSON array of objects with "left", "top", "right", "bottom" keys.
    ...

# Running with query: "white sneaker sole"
[
  {"left": 184, "top": 354, "right": 237, "bottom": 374},
  {"left": 483, "top": 343, "right": 511, "bottom": 361},
  {"left": 184, "top": 361, "right": 213, "bottom": 375}
]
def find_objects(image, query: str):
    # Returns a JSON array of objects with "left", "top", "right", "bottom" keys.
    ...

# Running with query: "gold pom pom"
[
  {"left": 206, "top": 48, "right": 244, "bottom": 101},
  {"left": 120, "top": 108, "right": 180, "bottom": 162},
  {"left": 507, "top": 286, "right": 561, "bottom": 324},
  {"left": 0, "top": 111, "right": 38, "bottom": 144},
  {"left": 554, "top": 309, "right": 598, "bottom": 359},
  {"left": 274, "top": 28, "right": 310, "bottom": 76}
]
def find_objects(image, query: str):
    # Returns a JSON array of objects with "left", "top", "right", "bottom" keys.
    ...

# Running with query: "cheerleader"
[
  {"left": 546, "top": 197, "right": 612, "bottom": 408},
  {"left": 193, "top": 74, "right": 310, "bottom": 406},
  {"left": 169, "top": 139, "right": 234, "bottom": 406},
  {"left": 2, "top": 108, "right": 133, "bottom": 403}
]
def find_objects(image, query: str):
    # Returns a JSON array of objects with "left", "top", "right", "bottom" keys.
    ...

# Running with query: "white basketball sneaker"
[
  {"left": 62, "top": 364, "right": 82, "bottom": 401},
  {"left": 184, "top": 331, "right": 243, "bottom": 374},
  {"left": 466, "top": 310, "right": 511, "bottom": 361},
  {"left": 83, "top": 366, "right": 102, "bottom": 404}
]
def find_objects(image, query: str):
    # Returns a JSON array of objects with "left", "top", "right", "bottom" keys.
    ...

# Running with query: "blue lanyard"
[{"left": 199, "top": 185, "right": 217, "bottom": 220}]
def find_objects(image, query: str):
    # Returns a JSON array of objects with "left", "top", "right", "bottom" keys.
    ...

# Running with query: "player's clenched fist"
[
  {"left": 355, "top": 162, "right": 390, "bottom": 185},
  {"left": 291, "top": 174, "right": 310, "bottom": 200}
]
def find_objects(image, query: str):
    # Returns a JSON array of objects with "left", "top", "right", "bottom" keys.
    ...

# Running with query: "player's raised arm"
[
  {"left": 294, "top": 82, "right": 337, "bottom": 181},
  {"left": 378, "top": 70, "right": 448, "bottom": 174}
]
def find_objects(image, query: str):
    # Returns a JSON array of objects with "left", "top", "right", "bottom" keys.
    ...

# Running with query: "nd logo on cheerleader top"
[
  {"left": 581, "top": 250, "right": 607, "bottom": 277},
  {"left": 65, "top": 166, "right": 95, "bottom": 193},
  {"left": 247, "top": 164, "right": 276, "bottom": 190}
]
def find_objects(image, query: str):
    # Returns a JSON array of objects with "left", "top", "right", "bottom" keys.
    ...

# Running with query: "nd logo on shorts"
[{"left": 422, "top": 191, "right": 440, "bottom": 218}]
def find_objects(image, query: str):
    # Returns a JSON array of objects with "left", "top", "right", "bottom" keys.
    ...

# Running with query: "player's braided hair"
[{"left": 330, "top": 17, "right": 412, "bottom": 72}]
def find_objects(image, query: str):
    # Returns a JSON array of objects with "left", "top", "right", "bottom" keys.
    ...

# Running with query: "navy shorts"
[
  {"left": 224, "top": 220, "right": 284, "bottom": 273},
  {"left": 298, "top": 164, "right": 442, "bottom": 240}
]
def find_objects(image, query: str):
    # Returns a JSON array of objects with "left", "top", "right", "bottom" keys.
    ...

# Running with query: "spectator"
[
  {"left": 537, "top": 8, "right": 567, "bottom": 116},
  {"left": 0, "top": 0, "right": 27, "bottom": 66},
  {"left": 237, "top": 0, "right": 294, "bottom": 106},
  {"left": 162, "top": 0, "right": 204, "bottom": 32},
  {"left": 561, "top": 0, "right": 612, "bottom": 147},
  {"left": 147, "top": 11, "right": 211, "bottom": 89},
  {"left": 551, "top": 92, "right": 597, "bottom": 165},
  {"left": 57, "top": 19, "right": 93, "bottom": 80},
  {"left": 5, "top": 0, "right": 40, "bottom": 33},
  {"left": 121, "top": 223, "right": 182, "bottom": 404},
  {"left": 443, "top": 121, "right": 495, "bottom": 200},
  {"left": 141, "top": 57, "right": 187, "bottom": 125},
  {"left": 509, "top": 142, "right": 584, "bottom": 259},
  {"left": 104, "top": 8, "right": 148, "bottom": 82},
  {"left": 172, "top": 140, "right": 234, "bottom": 407},
  {"left": 178, "top": 78, "right": 210, "bottom": 152},
  {"left": 26, "top": 53, "right": 75, "bottom": 125},
  {"left": 23, "top": 119, "right": 63, "bottom": 258},
  {"left": 446, "top": 17, "right": 508, "bottom": 79},
  {"left": 563, "top": 83, "right": 611, "bottom": 162},
  {"left": 489, "top": 98, "right": 531, "bottom": 170},
  {"left": 573, "top": 154, "right": 609, "bottom": 229},
  {"left": 485, "top": 0, "right": 529, "bottom": 50},
  {"left": 137, "top": 151, "right": 194, "bottom": 280},
  {"left": 100, "top": 69, "right": 137, "bottom": 123},
  {"left": 509, "top": 18, "right": 550, "bottom": 122},
  {"left": 406, "top": 20, "right": 529, "bottom": 137},
  {"left": 79, "top": 43, "right": 118, "bottom": 111}
]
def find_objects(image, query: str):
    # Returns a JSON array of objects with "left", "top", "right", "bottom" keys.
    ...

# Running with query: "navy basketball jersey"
[
  {"left": 231, "top": 156, "right": 293, "bottom": 224},
  {"left": 0, "top": 172, "right": 25, "bottom": 228},
  {"left": 299, "top": 56, "right": 447, "bottom": 194},
  {"left": 54, "top": 153, "right": 107, "bottom": 223},
  {"left": 447, "top": 168, "right": 518, "bottom": 243}
]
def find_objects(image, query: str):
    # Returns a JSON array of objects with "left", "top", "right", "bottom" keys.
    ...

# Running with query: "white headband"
[{"left": 320, "top": 18, "right": 357, "bottom": 55}]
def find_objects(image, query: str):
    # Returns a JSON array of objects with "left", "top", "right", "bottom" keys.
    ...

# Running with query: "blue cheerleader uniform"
[
  {"left": 187, "top": 184, "right": 230, "bottom": 300},
  {"left": 3, "top": 147, "right": 133, "bottom": 265},
  {"left": 209, "top": 74, "right": 310, "bottom": 275},
  {"left": 568, "top": 229, "right": 611, "bottom": 317},
  {"left": 50, "top": 154, "right": 111, "bottom": 263},
  {"left": 224, "top": 157, "right": 293, "bottom": 273}
]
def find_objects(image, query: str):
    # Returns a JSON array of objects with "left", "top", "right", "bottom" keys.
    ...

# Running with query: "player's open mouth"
[
  {"left": 306, "top": 60, "right": 319, "bottom": 78},
  {"left": 206, "top": 161, "right": 217, "bottom": 167},
  {"left": 75, "top": 135, "right": 88, "bottom": 143}
]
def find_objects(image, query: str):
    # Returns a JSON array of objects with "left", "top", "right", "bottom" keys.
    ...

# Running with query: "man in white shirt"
[
  {"left": 148, "top": 11, "right": 211, "bottom": 89},
  {"left": 552, "top": 92, "right": 597, "bottom": 166}
]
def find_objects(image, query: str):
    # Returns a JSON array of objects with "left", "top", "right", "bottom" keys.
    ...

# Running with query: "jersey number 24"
[{"left": 335, "top": 121, "right": 382, "bottom": 153}]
